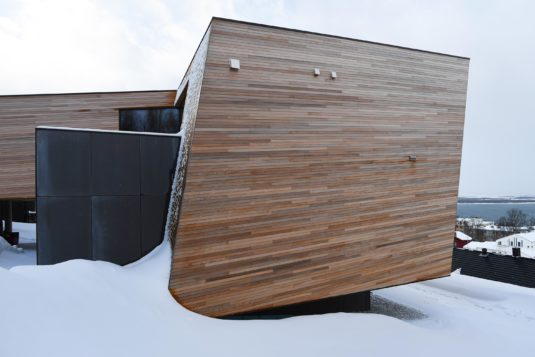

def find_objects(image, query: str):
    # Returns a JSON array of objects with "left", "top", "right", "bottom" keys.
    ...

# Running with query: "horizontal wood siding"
[
  {"left": 0, "top": 90, "right": 176, "bottom": 199},
  {"left": 170, "top": 19, "right": 470, "bottom": 316}
]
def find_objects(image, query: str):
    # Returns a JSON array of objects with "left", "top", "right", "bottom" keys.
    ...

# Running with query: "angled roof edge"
[
  {"left": 211, "top": 17, "right": 470, "bottom": 61},
  {"left": 0, "top": 89, "right": 176, "bottom": 98}
]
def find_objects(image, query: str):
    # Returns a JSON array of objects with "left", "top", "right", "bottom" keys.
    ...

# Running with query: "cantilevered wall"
[
  {"left": 168, "top": 18, "right": 469, "bottom": 317},
  {"left": 0, "top": 90, "right": 176, "bottom": 200}
]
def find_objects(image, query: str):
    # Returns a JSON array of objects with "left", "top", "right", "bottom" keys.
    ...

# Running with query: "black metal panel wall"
[
  {"left": 452, "top": 248, "right": 535, "bottom": 288},
  {"left": 36, "top": 128, "right": 180, "bottom": 265}
]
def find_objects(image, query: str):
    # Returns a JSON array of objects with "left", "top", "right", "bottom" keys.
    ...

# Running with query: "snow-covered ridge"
[
  {"left": 460, "top": 194, "right": 535, "bottom": 199},
  {"left": 459, "top": 195, "right": 535, "bottom": 203}
]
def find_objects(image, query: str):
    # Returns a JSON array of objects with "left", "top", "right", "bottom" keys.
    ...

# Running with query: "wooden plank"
[
  {"left": 0, "top": 90, "right": 176, "bottom": 199},
  {"left": 169, "top": 18, "right": 469, "bottom": 317}
]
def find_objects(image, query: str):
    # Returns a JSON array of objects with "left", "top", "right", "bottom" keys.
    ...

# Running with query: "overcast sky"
[{"left": 1, "top": 0, "right": 534, "bottom": 197}]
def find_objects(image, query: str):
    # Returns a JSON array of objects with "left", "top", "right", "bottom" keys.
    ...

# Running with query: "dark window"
[{"left": 119, "top": 107, "right": 181, "bottom": 133}]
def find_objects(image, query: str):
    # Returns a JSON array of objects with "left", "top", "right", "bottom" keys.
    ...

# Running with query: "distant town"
[{"left": 456, "top": 196, "right": 535, "bottom": 259}]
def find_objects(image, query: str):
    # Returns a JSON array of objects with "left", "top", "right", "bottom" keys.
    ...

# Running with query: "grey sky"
[{"left": 1, "top": 0, "right": 533, "bottom": 197}]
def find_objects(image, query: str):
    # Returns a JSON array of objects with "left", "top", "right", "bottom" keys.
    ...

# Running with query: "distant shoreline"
[
  {"left": 457, "top": 199, "right": 535, "bottom": 220},
  {"left": 459, "top": 201, "right": 535, "bottom": 205},
  {"left": 458, "top": 197, "right": 535, "bottom": 204}
]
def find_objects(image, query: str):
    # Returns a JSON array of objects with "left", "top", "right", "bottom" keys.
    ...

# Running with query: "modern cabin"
[{"left": 0, "top": 18, "right": 469, "bottom": 318}]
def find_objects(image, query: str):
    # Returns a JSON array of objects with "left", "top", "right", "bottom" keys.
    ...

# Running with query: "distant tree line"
[
  {"left": 458, "top": 209, "right": 535, "bottom": 242},
  {"left": 496, "top": 209, "right": 535, "bottom": 233},
  {"left": 460, "top": 223, "right": 508, "bottom": 242}
]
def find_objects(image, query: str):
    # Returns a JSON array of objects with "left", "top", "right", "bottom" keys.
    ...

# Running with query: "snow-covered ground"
[
  {"left": 1, "top": 230, "right": 534, "bottom": 356},
  {"left": 0, "top": 222, "right": 36, "bottom": 269}
]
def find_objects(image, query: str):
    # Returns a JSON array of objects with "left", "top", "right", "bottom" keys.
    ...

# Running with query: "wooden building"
[
  {"left": 166, "top": 18, "right": 469, "bottom": 317},
  {"left": 0, "top": 90, "right": 176, "bottom": 200},
  {"left": 1, "top": 18, "right": 469, "bottom": 318}
]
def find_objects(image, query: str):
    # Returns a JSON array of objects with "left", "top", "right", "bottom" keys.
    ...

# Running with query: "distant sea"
[{"left": 457, "top": 202, "right": 535, "bottom": 221}]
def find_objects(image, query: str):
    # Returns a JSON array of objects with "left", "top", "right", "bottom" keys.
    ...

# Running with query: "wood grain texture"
[
  {"left": 0, "top": 90, "right": 176, "bottom": 200},
  {"left": 169, "top": 18, "right": 470, "bottom": 317}
]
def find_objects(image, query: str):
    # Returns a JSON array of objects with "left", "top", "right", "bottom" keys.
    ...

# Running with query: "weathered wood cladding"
[
  {"left": 169, "top": 19, "right": 469, "bottom": 317},
  {"left": 0, "top": 90, "right": 176, "bottom": 199}
]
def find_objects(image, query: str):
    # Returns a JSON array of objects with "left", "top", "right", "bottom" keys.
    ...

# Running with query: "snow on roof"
[
  {"left": 464, "top": 241, "right": 498, "bottom": 252},
  {"left": 497, "top": 230, "right": 535, "bottom": 244},
  {"left": 464, "top": 241, "right": 535, "bottom": 259},
  {"left": 479, "top": 225, "right": 502, "bottom": 231},
  {"left": 455, "top": 231, "right": 472, "bottom": 241}
]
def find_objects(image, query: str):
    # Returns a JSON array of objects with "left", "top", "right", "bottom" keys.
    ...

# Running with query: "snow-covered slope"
[{"left": 1, "top": 239, "right": 534, "bottom": 357}]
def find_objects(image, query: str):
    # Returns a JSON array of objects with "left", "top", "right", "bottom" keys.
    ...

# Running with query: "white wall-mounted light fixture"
[
  {"left": 229, "top": 58, "right": 240, "bottom": 70},
  {"left": 314, "top": 68, "right": 320, "bottom": 76},
  {"left": 331, "top": 71, "right": 337, "bottom": 79}
]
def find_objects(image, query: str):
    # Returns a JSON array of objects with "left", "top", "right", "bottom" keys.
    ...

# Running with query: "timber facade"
[
  {"left": 168, "top": 18, "right": 469, "bottom": 316},
  {"left": 0, "top": 18, "right": 469, "bottom": 318},
  {"left": 0, "top": 90, "right": 176, "bottom": 200}
]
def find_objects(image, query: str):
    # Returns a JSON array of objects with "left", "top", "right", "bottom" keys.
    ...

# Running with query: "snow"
[
  {"left": 503, "top": 230, "right": 535, "bottom": 243},
  {"left": 455, "top": 231, "right": 472, "bottom": 241},
  {"left": 464, "top": 231, "right": 535, "bottom": 258},
  {"left": 0, "top": 235, "right": 11, "bottom": 253},
  {"left": 1, "top": 235, "right": 534, "bottom": 356},
  {"left": 479, "top": 224, "right": 503, "bottom": 231},
  {"left": 0, "top": 222, "right": 36, "bottom": 269}
]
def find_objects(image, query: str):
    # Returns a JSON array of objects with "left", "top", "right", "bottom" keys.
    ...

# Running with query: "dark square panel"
[
  {"left": 141, "top": 195, "right": 168, "bottom": 256},
  {"left": 140, "top": 136, "right": 180, "bottom": 195},
  {"left": 37, "top": 197, "right": 91, "bottom": 264},
  {"left": 92, "top": 196, "right": 141, "bottom": 265},
  {"left": 90, "top": 133, "right": 140, "bottom": 196},
  {"left": 36, "top": 129, "right": 91, "bottom": 196}
]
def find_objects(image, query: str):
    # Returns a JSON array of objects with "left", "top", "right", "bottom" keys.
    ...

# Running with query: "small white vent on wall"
[
  {"left": 229, "top": 58, "right": 240, "bottom": 70},
  {"left": 331, "top": 71, "right": 337, "bottom": 79},
  {"left": 314, "top": 68, "right": 320, "bottom": 76}
]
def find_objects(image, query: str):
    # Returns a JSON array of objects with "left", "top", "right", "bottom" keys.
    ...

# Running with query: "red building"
[{"left": 455, "top": 231, "right": 473, "bottom": 248}]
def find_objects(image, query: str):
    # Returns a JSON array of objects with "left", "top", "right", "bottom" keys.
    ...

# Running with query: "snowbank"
[
  {"left": 0, "top": 235, "right": 11, "bottom": 254},
  {"left": 1, "top": 239, "right": 535, "bottom": 356}
]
